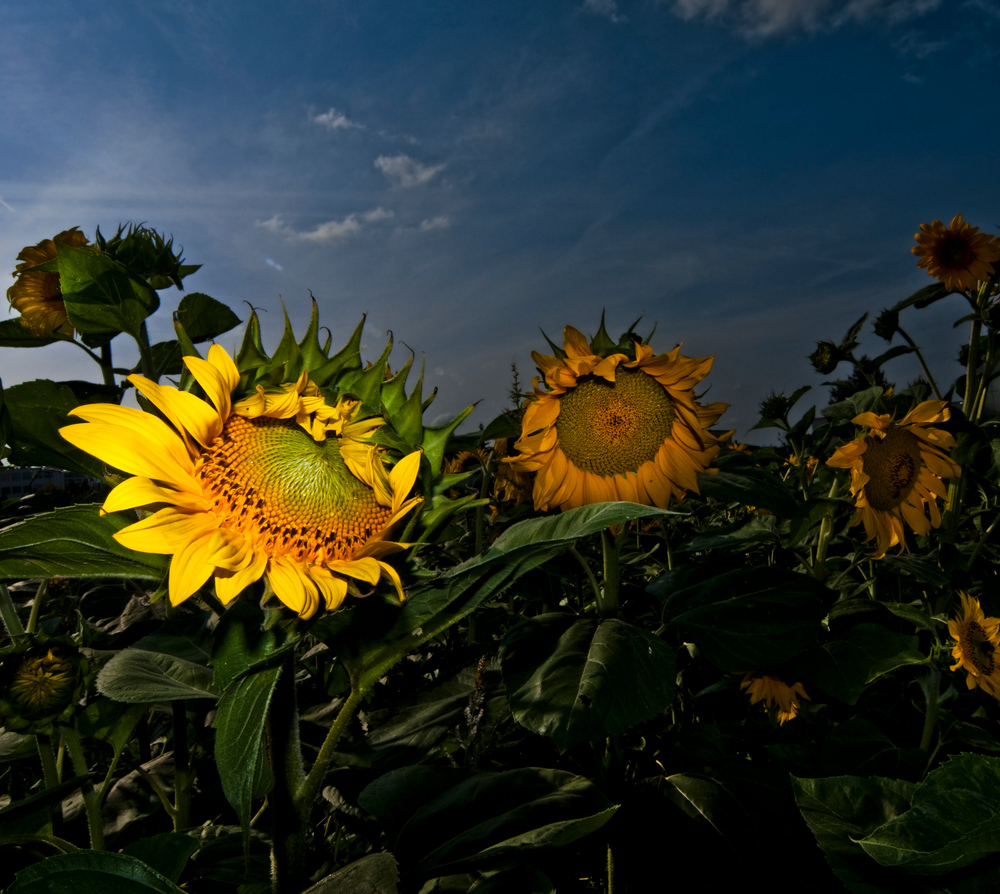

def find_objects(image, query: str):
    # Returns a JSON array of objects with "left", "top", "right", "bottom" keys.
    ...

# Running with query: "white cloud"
[
  {"left": 583, "top": 0, "right": 628, "bottom": 22},
  {"left": 374, "top": 154, "right": 445, "bottom": 187},
  {"left": 313, "top": 107, "right": 361, "bottom": 131},
  {"left": 668, "top": 0, "right": 942, "bottom": 38},
  {"left": 256, "top": 208, "right": 394, "bottom": 243},
  {"left": 419, "top": 216, "right": 451, "bottom": 231}
]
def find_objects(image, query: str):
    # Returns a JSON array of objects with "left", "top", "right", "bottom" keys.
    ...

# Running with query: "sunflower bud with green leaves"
[
  {"left": 61, "top": 304, "right": 474, "bottom": 618},
  {"left": 0, "top": 637, "right": 86, "bottom": 733},
  {"left": 507, "top": 316, "right": 729, "bottom": 511},
  {"left": 808, "top": 341, "right": 842, "bottom": 375}
]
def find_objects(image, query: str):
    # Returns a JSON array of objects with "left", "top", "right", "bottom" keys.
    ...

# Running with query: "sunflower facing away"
[
  {"left": 740, "top": 672, "right": 809, "bottom": 725},
  {"left": 912, "top": 214, "right": 1000, "bottom": 293},
  {"left": 948, "top": 592, "right": 1000, "bottom": 700},
  {"left": 7, "top": 227, "right": 90, "bottom": 338},
  {"left": 61, "top": 346, "right": 422, "bottom": 618},
  {"left": 826, "top": 400, "right": 960, "bottom": 559},
  {"left": 507, "top": 325, "right": 729, "bottom": 512}
]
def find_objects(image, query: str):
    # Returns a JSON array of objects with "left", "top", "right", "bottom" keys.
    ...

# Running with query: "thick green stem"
[
  {"left": 296, "top": 684, "right": 365, "bottom": 815},
  {"left": 26, "top": 579, "right": 49, "bottom": 635},
  {"left": 918, "top": 665, "right": 940, "bottom": 753},
  {"left": 135, "top": 321, "right": 158, "bottom": 381},
  {"left": 60, "top": 725, "right": 104, "bottom": 851},
  {"left": 269, "top": 656, "right": 309, "bottom": 894},
  {"left": 599, "top": 529, "right": 620, "bottom": 619},
  {"left": 0, "top": 582, "right": 25, "bottom": 640},
  {"left": 171, "top": 701, "right": 191, "bottom": 830},
  {"left": 99, "top": 343, "right": 116, "bottom": 388}
]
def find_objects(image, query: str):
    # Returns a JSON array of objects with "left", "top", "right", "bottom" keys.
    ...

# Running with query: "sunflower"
[
  {"left": 826, "top": 400, "right": 959, "bottom": 559},
  {"left": 506, "top": 325, "right": 729, "bottom": 512},
  {"left": 740, "top": 672, "right": 809, "bottom": 725},
  {"left": 912, "top": 214, "right": 1000, "bottom": 293},
  {"left": 948, "top": 592, "right": 1000, "bottom": 700},
  {"left": 60, "top": 345, "right": 422, "bottom": 618},
  {"left": 7, "top": 227, "right": 90, "bottom": 337},
  {"left": 8, "top": 648, "right": 76, "bottom": 713}
]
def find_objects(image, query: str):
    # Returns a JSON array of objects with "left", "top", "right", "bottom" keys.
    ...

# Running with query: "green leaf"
[
  {"left": 695, "top": 451, "right": 797, "bottom": 517},
  {"left": 802, "top": 624, "right": 924, "bottom": 704},
  {"left": 339, "top": 503, "right": 670, "bottom": 694},
  {"left": 859, "top": 753, "right": 1000, "bottom": 873},
  {"left": 500, "top": 615, "right": 675, "bottom": 750},
  {"left": 4, "top": 379, "right": 120, "bottom": 478},
  {"left": 8, "top": 851, "right": 185, "bottom": 893},
  {"left": 358, "top": 767, "right": 616, "bottom": 879},
  {"left": 792, "top": 773, "right": 916, "bottom": 892},
  {"left": 0, "top": 319, "right": 58, "bottom": 348},
  {"left": 97, "top": 647, "right": 215, "bottom": 703},
  {"left": 58, "top": 242, "right": 159, "bottom": 339},
  {"left": 123, "top": 833, "right": 200, "bottom": 884},
  {"left": 213, "top": 664, "right": 281, "bottom": 853},
  {"left": 174, "top": 293, "right": 241, "bottom": 343},
  {"left": 666, "top": 566, "right": 831, "bottom": 672},
  {"left": 0, "top": 504, "right": 169, "bottom": 581},
  {"left": 302, "top": 854, "right": 400, "bottom": 894}
]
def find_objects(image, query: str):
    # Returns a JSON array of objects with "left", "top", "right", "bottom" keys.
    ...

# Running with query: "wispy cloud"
[
  {"left": 313, "top": 107, "right": 362, "bottom": 131},
  {"left": 419, "top": 216, "right": 451, "bottom": 231},
  {"left": 582, "top": 0, "right": 628, "bottom": 22},
  {"left": 374, "top": 154, "right": 445, "bottom": 187},
  {"left": 257, "top": 208, "right": 394, "bottom": 243},
  {"left": 668, "top": 0, "right": 943, "bottom": 38}
]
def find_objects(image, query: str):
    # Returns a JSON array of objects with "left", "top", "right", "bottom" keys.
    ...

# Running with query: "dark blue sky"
[{"left": 2, "top": 0, "right": 997, "bottom": 437}]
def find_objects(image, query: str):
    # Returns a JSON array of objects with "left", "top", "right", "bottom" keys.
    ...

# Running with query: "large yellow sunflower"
[
  {"left": 948, "top": 592, "right": 1000, "bottom": 700},
  {"left": 912, "top": 214, "right": 1000, "bottom": 293},
  {"left": 60, "top": 346, "right": 422, "bottom": 618},
  {"left": 7, "top": 227, "right": 90, "bottom": 337},
  {"left": 507, "top": 325, "right": 728, "bottom": 512},
  {"left": 826, "top": 400, "right": 959, "bottom": 559},
  {"left": 740, "top": 672, "right": 809, "bottom": 725}
]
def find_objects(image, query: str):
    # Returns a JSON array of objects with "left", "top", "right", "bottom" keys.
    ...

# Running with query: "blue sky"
[{"left": 2, "top": 0, "right": 998, "bottom": 438}]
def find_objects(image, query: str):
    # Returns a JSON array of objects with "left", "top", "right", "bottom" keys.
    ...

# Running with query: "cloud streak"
[
  {"left": 668, "top": 0, "right": 943, "bottom": 38},
  {"left": 313, "top": 107, "right": 362, "bottom": 131},
  {"left": 257, "top": 208, "right": 394, "bottom": 243},
  {"left": 375, "top": 154, "right": 445, "bottom": 187}
]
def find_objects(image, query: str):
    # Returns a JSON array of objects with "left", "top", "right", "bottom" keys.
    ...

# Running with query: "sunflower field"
[{"left": 1, "top": 216, "right": 1000, "bottom": 893}]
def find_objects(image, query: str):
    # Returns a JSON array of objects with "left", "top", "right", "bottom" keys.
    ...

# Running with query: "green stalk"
[
  {"left": 99, "top": 343, "right": 115, "bottom": 388},
  {"left": 569, "top": 546, "right": 602, "bottom": 609},
  {"left": 135, "top": 321, "right": 158, "bottom": 381},
  {"left": 171, "top": 701, "right": 191, "bottom": 830},
  {"left": 599, "top": 529, "right": 620, "bottom": 618},
  {"left": 0, "top": 582, "right": 25, "bottom": 640},
  {"left": 269, "top": 655, "right": 309, "bottom": 894},
  {"left": 60, "top": 724, "right": 104, "bottom": 851},
  {"left": 918, "top": 665, "right": 940, "bottom": 753},
  {"left": 296, "top": 685, "right": 365, "bottom": 815}
]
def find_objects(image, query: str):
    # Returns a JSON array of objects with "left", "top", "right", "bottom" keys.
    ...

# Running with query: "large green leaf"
[
  {"left": 4, "top": 378, "right": 119, "bottom": 478},
  {"left": 58, "top": 242, "right": 159, "bottom": 339},
  {"left": 359, "top": 766, "right": 616, "bottom": 879},
  {"left": 665, "top": 566, "right": 831, "bottom": 672},
  {"left": 97, "top": 648, "right": 215, "bottom": 703},
  {"left": 793, "top": 770, "right": 916, "bottom": 892},
  {"left": 859, "top": 753, "right": 1000, "bottom": 874},
  {"left": 213, "top": 664, "right": 281, "bottom": 853},
  {"left": 695, "top": 450, "right": 797, "bottom": 517},
  {"left": 8, "top": 851, "right": 184, "bottom": 893},
  {"left": 801, "top": 623, "right": 924, "bottom": 705},
  {"left": 0, "top": 504, "right": 169, "bottom": 581},
  {"left": 174, "top": 292, "right": 241, "bottom": 343},
  {"left": 339, "top": 503, "right": 669, "bottom": 693},
  {"left": 0, "top": 319, "right": 58, "bottom": 348},
  {"left": 500, "top": 614, "right": 675, "bottom": 750}
]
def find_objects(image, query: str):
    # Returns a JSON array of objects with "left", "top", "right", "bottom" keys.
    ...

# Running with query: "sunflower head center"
[
  {"left": 197, "top": 415, "right": 391, "bottom": 564},
  {"left": 940, "top": 236, "right": 975, "bottom": 269},
  {"left": 862, "top": 427, "right": 922, "bottom": 511},
  {"left": 963, "top": 622, "right": 997, "bottom": 675},
  {"left": 555, "top": 368, "right": 675, "bottom": 477}
]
